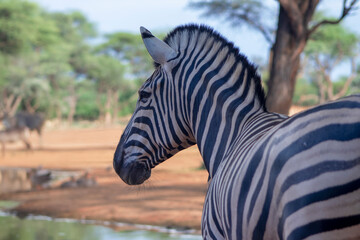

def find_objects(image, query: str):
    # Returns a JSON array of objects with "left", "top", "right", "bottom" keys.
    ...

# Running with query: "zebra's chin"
[{"left": 117, "top": 160, "right": 151, "bottom": 185}]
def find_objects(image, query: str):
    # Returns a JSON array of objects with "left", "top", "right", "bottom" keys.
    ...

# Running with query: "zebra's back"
[{"left": 203, "top": 95, "right": 360, "bottom": 240}]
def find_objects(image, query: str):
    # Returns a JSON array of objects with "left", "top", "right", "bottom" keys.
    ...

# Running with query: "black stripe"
[
  {"left": 177, "top": 32, "right": 199, "bottom": 128},
  {"left": 287, "top": 214, "right": 360, "bottom": 240},
  {"left": 190, "top": 45, "right": 223, "bottom": 136},
  {"left": 124, "top": 140, "right": 154, "bottom": 160},
  {"left": 128, "top": 126, "right": 160, "bottom": 160},
  {"left": 209, "top": 190, "right": 224, "bottom": 237},
  {"left": 252, "top": 123, "right": 360, "bottom": 239},
  {"left": 136, "top": 106, "right": 175, "bottom": 151},
  {"left": 278, "top": 177, "right": 360, "bottom": 240},
  {"left": 280, "top": 100, "right": 360, "bottom": 130},
  {"left": 202, "top": 60, "right": 240, "bottom": 176},
  {"left": 277, "top": 158, "right": 360, "bottom": 204},
  {"left": 235, "top": 141, "right": 268, "bottom": 239}
]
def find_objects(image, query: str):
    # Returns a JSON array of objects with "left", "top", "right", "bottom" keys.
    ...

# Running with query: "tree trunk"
[
  {"left": 104, "top": 89, "right": 112, "bottom": 125},
  {"left": 56, "top": 106, "right": 62, "bottom": 123},
  {"left": 24, "top": 99, "right": 36, "bottom": 113},
  {"left": 67, "top": 96, "right": 77, "bottom": 125},
  {"left": 67, "top": 84, "right": 77, "bottom": 125},
  {"left": 266, "top": 6, "right": 301, "bottom": 115},
  {"left": 266, "top": 0, "right": 321, "bottom": 115},
  {"left": 5, "top": 94, "right": 22, "bottom": 116},
  {"left": 316, "top": 73, "right": 326, "bottom": 104},
  {"left": 112, "top": 90, "right": 119, "bottom": 124}
]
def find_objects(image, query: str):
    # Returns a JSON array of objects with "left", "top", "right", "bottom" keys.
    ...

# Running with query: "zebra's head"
[{"left": 113, "top": 26, "right": 196, "bottom": 185}]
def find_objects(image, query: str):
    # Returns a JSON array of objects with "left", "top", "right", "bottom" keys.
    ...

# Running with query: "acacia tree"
[
  {"left": 96, "top": 32, "right": 154, "bottom": 80},
  {"left": 304, "top": 20, "right": 358, "bottom": 103},
  {"left": 96, "top": 32, "right": 155, "bottom": 116},
  {"left": 47, "top": 11, "right": 96, "bottom": 123},
  {"left": 0, "top": 0, "right": 59, "bottom": 117},
  {"left": 190, "top": 0, "right": 359, "bottom": 114},
  {"left": 88, "top": 55, "right": 126, "bottom": 124}
]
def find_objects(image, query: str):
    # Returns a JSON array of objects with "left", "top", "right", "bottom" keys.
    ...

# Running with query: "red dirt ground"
[
  {"left": 0, "top": 106, "right": 307, "bottom": 230},
  {"left": 0, "top": 126, "right": 208, "bottom": 230}
]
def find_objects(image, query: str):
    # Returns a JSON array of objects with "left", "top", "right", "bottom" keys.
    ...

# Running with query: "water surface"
[{"left": 0, "top": 213, "right": 202, "bottom": 240}]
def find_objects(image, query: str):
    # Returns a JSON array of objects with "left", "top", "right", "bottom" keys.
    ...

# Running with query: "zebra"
[{"left": 113, "top": 24, "right": 360, "bottom": 239}]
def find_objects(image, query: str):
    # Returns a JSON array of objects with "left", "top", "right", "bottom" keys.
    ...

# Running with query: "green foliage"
[
  {"left": 75, "top": 81, "right": 99, "bottom": 120},
  {"left": 0, "top": 0, "right": 161, "bottom": 122},
  {"left": 22, "top": 77, "right": 51, "bottom": 108},
  {"left": 292, "top": 78, "right": 318, "bottom": 106},
  {"left": 118, "top": 80, "right": 138, "bottom": 116},
  {"left": 50, "top": 11, "right": 96, "bottom": 42},
  {"left": 189, "top": 0, "right": 274, "bottom": 42},
  {"left": 350, "top": 75, "right": 360, "bottom": 94},
  {"left": 190, "top": 0, "right": 264, "bottom": 22},
  {"left": 39, "top": 42, "right": 72, "bottom": 77},
  {"left": 97, "top": 32, "right": 153, "bottom": 79},
  {"left": 306, "top": 14, "right": 358, "bottom": 58},
  {"left": 4, "top": 0, "right": 355, "bottom": 118},
  {"left": 0, "top": 0, "right": 59, "bottom": 54},
  {"left": 88, "top": 55, "right": 125, "bottom": 91},
  {"left": 304, "top": 13, "right": 359, "bottom": 103},
  {"left": 292, "top": 14, "right": 360, "bottom": 107}
]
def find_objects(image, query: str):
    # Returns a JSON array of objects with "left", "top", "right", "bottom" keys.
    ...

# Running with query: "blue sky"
[
  {"left": 32, "top": 0, "right": 273, "bottom": 60},
  {"left": 32, "top": 0, "right": 360, "bottom": 76}
]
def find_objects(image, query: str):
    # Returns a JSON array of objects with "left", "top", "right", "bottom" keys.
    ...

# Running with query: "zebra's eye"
[{"left": 139, "top": 90, "right": 151, "bottom": 102}]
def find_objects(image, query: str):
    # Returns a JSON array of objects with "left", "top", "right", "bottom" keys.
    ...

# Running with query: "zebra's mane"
[{"left": 162, "top": 24, "right": 266, "bottom": 108}]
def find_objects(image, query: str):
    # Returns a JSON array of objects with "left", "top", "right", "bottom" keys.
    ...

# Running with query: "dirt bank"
[{"left": 0, "top": 126, "right": 208, "bottom": 230}]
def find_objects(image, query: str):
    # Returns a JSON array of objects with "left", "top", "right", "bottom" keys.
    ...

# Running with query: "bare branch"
[
  {"left": 9, "top": 95, "right": 22, "bottom": 116},
  {"left": 230, "top": 12, "right": 274, "bottom": 44},
  {"left": 324, "top": 74, "right": 334, "bottom": 100},
  {"left": 314, "top": 55, "right": 334, "bottom": 99},
  {"left": 189, "top": 0, "right": 274, "bottom": 44},
  {"left": 5, "top": 94, "right": 15, "bottom": 111},
  {"left": 334, "top": 57, "right": 357, "bottom": 99},
  {"left": 0, "top": 102, "right": 5, "bottom": 118},
  {"left": 308, "top": 0, "right": 359, "bottom": 37},
  {"left": 315, "top": 73, "right": 326, "bottom": 104},
  {"left": 257, "top": 26, "right": 274, "bottom": 45}
]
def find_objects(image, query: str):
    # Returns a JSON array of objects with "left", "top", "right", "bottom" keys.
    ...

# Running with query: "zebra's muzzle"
[
  {"left": 113, "top": 130, "right": 151, "bottom": 185},
  {"left": 113, "top": 145, "right": 151, "bottom": 185},
  {"left": 119, "top": 160, "right": 151, "bottom": 185}
]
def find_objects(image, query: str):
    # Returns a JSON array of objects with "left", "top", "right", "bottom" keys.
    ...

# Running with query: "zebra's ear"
[{"left": 140, "top": 26, "right": 177, "bottom": 65}]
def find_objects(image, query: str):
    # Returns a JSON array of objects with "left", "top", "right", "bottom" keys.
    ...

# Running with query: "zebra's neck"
[
  {"left": 183, "top": 59, "right": 270, "bottom": 178},
  {"left": 164, "top": 25, "right": 279, "bottom": 178}
]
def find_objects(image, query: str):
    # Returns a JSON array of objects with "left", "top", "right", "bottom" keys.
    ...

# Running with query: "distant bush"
[
  {"left": 75, "top": 83, "right": 99, "bottom": 120},
  {"left": 293, "top": 78, "right": 318, "bottom": 106},
  {"left": 119, "top": 101, "right": 136, "bottom": 116}
]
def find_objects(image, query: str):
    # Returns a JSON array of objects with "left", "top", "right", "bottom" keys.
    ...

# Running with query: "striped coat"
[
  {"left": 203, "top": 96, "right": 360, "bottom": 239},
  {"left": 113, "top": 24, "right": 360, "bottom": 239}
]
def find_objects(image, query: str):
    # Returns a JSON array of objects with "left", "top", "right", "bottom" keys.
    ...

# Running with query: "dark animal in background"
[
  {"left": 3, "top": 112, "right": 45, "bottom": 147},
  {"left": 60, "top": 172, "right": 97, "bottom": 188},
  {"left": 29, "top": 167, "right": 52, "bottom": 189}
]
